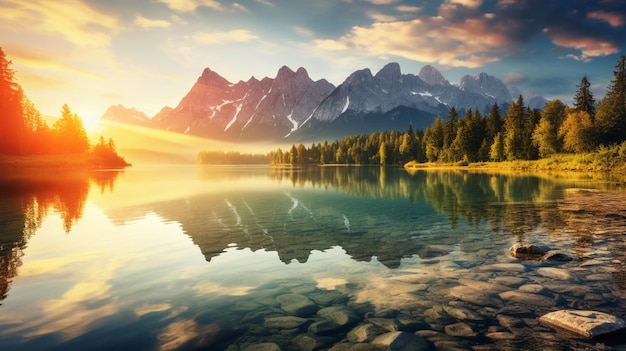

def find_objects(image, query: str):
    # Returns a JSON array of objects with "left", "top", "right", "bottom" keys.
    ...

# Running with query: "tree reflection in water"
[{"left": 0, "top": 170, "right": 121, "bottom": 302}]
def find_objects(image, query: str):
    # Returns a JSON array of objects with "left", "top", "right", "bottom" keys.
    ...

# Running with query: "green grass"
[{"left": 405, "top": 143, "right": 626, "bottom": 175}]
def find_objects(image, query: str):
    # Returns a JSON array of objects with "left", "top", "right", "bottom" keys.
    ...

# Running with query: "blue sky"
[{"left": 0, "top": 0, "right": 624, "bottom": 129}]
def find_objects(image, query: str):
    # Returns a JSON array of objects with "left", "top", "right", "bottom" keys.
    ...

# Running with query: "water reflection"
[
  {"left": 2, "top": 166, "right": 626, "bottom": 350},
  {"left": 0, "top": 170, "right": 121, "bottom": 302}
]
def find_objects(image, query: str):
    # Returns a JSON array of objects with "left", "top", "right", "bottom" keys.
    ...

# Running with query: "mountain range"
[{"left": 100, "top": 62, "right": 546, "bottom": 143}]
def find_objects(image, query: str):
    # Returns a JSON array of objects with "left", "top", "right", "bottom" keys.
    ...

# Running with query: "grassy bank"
[{"left": 405, "top": 145, "right": 626, "bottom": 175}]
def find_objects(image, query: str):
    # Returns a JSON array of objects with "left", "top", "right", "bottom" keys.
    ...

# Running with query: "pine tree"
[
  {"left": 53, "top": 104, "right": 90, "bottom": 153},
  {"left": 0, "top": 48, "right": 26, "bottom": 154},
  {"left": 573, "top": 76, "right": 595, "bottom": 119},
  {"left": 595, "top": 54, "right": 626, "bottom": 144}
]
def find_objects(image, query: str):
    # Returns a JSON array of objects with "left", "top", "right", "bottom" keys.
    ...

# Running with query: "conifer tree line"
[
  {"left": 0, "top": 48, "right": 128, "bottom": 167},
  {"left": 270, "top": 55, "right": 626, "bottom": 165}
]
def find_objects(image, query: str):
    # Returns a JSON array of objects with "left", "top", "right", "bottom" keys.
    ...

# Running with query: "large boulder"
[{"left": 539, "top": 310, "right": 626, "bottom": 338}]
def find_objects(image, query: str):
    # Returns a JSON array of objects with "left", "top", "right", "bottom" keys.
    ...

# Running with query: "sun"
[{"left": 79, "top": 112, "right": 102, "bottom": 134}]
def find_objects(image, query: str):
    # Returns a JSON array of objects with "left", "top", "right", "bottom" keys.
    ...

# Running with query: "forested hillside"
[
  {"left": 0, "top": 48, "right": 129, "bottom": 168},
  {"left": 270, "top": 55, "right": 626, "bottom": 167}
]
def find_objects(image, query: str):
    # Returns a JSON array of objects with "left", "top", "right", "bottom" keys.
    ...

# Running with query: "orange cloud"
[
  {"left": 314, "top": 17, "right": 508, "bottom": 68},
  {"left": 135, "top": 15, "right": 171, "bottom": 29},
  {"left": 546, "top": 30, "right": 619, "bottom": 58},
  {"left": 588, "top": 10, "right": 625, "bottom": 27}
]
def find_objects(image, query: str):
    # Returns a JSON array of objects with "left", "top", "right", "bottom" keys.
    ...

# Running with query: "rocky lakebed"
[{"left": 170, "top": 189, "right": 626, "bottom": 351}]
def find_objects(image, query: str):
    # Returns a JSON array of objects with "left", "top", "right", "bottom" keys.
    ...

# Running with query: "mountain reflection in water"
[{"left": 1, "top": 166, "right": 625, "bottom": 350}]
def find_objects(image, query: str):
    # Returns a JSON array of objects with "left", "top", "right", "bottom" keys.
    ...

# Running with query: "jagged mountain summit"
[{"left": 100, "top": 63, "right": 545, "bottom": 143}]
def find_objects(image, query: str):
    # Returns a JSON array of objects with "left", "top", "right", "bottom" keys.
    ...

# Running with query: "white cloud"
[
  {"left": 503, "top": 72, "right": 526, "bottom": 84},
  {"left": 156, "top": 0, "right": 222, "bottom": 12},
  {"left": 190, "top": 30, "right": 259, "bottom": 44},
  {"left": 396, "top": 5, "right": 421, "bottom": 13},
  {"left": 232, "top": 3, "right": 248, "bottom": 12}
]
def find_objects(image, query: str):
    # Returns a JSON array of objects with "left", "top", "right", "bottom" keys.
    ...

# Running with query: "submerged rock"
[
  {"left": 539, "top": 310, "right": 626, "bottom": 338},
  {"left": 510, "top": 243, "right": 549, "bottom": 259},
  {"left": 444, "top": 322, "right": 477, "bottom": 337},
  {"left": 276, "top": 293, "right": 319, "bottom": 317},
  {"left": 542, "top": 251, "right": 573, "bottom": 262},
  {"left": 371, "top": 331, "right": 430, "bottom": 351}
]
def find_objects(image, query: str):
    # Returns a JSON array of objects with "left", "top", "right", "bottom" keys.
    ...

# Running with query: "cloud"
[
  {"left": 588, "top": 10, "right": 625, "bottom": 27},
  {"left": 190, "top": 30, "right": 259, "bottom": 44},
  {"left": 396, "top": 5, "right": 421, "bottom": 13},
  {"left": 232, "top": 3, "right": 248, "bottom": 12},
  {"left": 293, "top": 26, "right": 316, "bottom": 38},
  {"left": 254, "top": 0, "right": 275, "bottom": 7},
  {"left": 315, "top": 17, "right": 508, "bottom": 68},
  {"left": 364, "top": 0, "right": 398, "bottom": 4},
  {"left": 0, "top": 0, "right": 119, "bottom": 48},
  {"left": 503, "top": 72, "right": 527, "bottom": 85},
  {"left": 546, "top": 29, "right": 619, "bottom": 58},
  {"left": 157, "top": 0, "right": 222, "bottom": 12},
  {"left": 313, "top": 0, "right": 626, "bottom": 68},
  {"left": 368, "top": 12, "right": 397, "bottom": 22},
  {"left": 447, "top": 0, "right": 483, "bottom": 9},
  {"left": 135, "top": 15, "right": 171, "bottom": 29}
]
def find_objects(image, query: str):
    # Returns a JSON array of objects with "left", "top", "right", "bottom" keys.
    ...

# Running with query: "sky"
[{"left": 1, "top": 0, "right": 625, "bottom": 130}]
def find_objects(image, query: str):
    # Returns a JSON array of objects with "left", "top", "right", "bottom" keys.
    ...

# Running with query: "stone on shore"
[{"left": 539, "top": 310, "right": 626, "bottom": 338}]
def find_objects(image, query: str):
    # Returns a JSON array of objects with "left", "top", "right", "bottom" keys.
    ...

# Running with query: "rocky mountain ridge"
[{"left": 100, "top": 63, "right": 546, "bottom": 142}]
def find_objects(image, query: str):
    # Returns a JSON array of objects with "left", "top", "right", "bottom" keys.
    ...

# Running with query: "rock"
[
  {"left": 510, "top": 242, "right": 549, "bottom": 259},
  {"left": 396, "top": 313, "right": 427, "bottom": 331},
  {"left": 242, "top": 343, "right": 282, "bottom": 351},
  {"left": 276, "top": 293, "right": 319, "bottom": 317},
  {"left": 485, "top": 331, "right": 518, "bottom": 340},
  {"left": 443, "top": 305, "right": 485, "bottom": 322},
  {"left": 518, "top": 284, "right": 545, "bottom": 294},
  {"left": 367, "top": 317, "right": 400, "bottom": 332},
  {"left": 444, "top": 322, "right": 477, "bottom": 337},
  {"left": 479, "top": 263, "right": 526, "bottom": 273},
  {"left": 537, "top": 267, "right": 571, "bottom": 280},
  {"left": 499, "top": 291, "right": 556, "bottom": 307},
  {"left": 264, "top": 316, "right": 310, "bottom": 329},
  {"left": 292, "top": 334, "right": 335, "bottom": 351},
  {"left": 348, "top": 323, "right": 385, "bottom": 343},
  {"left": 497, "top": 314, "right": 525, "bottom": 330},
  {"left": 317, "top": 306, "right": 360, "bottom": 327},
  {"left": 449, "top": 285, "right": 502, "bottom": 307},
  {"left": 371, "top": 331, "right": 430, "bottom": 351},
  {"left": 308, "top": 319, "right": 344, "bottom": 335},
  {"left": 539, "top": 310, "right": 626, "bottom": 338},
  {"left": 542, "top": 251, "right": 573, "bottom": 262}
]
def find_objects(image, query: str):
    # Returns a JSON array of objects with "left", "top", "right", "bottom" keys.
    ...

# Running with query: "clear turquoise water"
[{"left": 1, "top": 166, "right": 625, "bottom": 350}]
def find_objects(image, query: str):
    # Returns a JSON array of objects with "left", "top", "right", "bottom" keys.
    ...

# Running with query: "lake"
[{"left": 1, "top": 166, "right": 626, "bottom": 351}]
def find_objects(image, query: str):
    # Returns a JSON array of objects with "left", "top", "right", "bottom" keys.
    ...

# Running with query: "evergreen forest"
[{"left": 0, "top": 48, "right": 129, "bottom": 168}]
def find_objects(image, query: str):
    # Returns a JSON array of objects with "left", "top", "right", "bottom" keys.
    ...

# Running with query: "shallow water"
[{"left": 1, "top": 166, "right": 625, "bottom": 350}]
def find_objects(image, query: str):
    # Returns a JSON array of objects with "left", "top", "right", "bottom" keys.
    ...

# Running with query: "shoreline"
[{"left": 0, "top": 154, "right": 130, "bottom": 171}]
